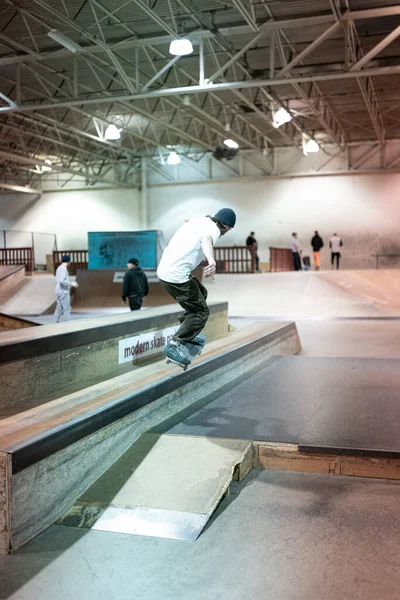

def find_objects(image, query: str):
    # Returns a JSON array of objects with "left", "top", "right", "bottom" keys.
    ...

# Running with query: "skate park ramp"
[
  {"left": 207, "top": 269, "right": 400, "bottom": 318},
  {"left": 71, "top": 269, "right": 177, "bottom": 312},
  {"left": 0, "top": 273, "right": 55, "bottom": 316},
  {"left": 58, "top": 433, "right": 252, "bottom": 541},
  {"left": 0, "top": 321, "right": 300, "bottom": 552}
]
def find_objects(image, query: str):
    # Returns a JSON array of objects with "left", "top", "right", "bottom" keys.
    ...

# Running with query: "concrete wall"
[
  {"left": 0, "top": 188, "right": 141, "bottom": 264},
  {"left": 148, "top": 173, "right": 400, "bottom": 269}
]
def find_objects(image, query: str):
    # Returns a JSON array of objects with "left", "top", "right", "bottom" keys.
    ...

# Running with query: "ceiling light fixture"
[
  {"left": 36, "top": 158, "right": 52, "bottom": 173},
  {"left": 169, "top": 39, "right": 193, "bottom": 56},
  {"left": 104, "top": 124, "right": 122, "bottom": 140},
  {"left": 223, "top": 139, "right": 239, "bottom": 149},
  {"left": 302, "top": 134, "right": 319, "bottom": 155},
  {"left": 272, "top": 107, "right": 292, "bottom": 128},
  {"left": 47, "top": 29, "right": 83, "bottom": 53},
  {"left": 167, "top": 151, "right": 180, "bottom": 165}
]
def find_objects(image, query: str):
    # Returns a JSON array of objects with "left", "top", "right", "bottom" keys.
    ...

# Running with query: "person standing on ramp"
[
  {"left": 157, "top": 208, "right": 236, "bottom": 368},
  {"left": 53, "top": 254, "right": 78, "bottom": 323}
]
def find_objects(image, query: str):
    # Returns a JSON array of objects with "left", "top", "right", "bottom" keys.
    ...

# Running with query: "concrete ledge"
[
  {"left": 0, "top": 302, "right": 227, "bottom": 362},
  {"left": 0, "top": 302, "right": 228, "bottom": 411},
  {"left": 0, "top": 321, "right": 300, "bottom": 552}
]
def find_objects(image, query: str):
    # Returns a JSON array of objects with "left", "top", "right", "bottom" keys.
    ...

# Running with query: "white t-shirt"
[
  {"left": 157, "top": 217, "right": 220, "bottom": 284},
  {"left": 330, "top": 235, "right": 342, "bottom": 253}
]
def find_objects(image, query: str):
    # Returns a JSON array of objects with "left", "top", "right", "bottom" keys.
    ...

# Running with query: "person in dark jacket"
[
  {"left": 311, "top": 231, "right": 324, "bottom": 271},
  {"left": 122, "top": 257, "right": 149, "bottom": 311},
  {"left": 246, "top": 231, "right": 261, "bottom": 272}
]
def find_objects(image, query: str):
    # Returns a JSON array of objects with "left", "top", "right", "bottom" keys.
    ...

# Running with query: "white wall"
[
  {"left": 2, "top": 171, "right": 400, "bottom": 270},
  {"left": 148, "top": 173, "right": 400, "bottom": 269},
  {"left": 0, "top": 188, "right": 141, "bottom": 264}
]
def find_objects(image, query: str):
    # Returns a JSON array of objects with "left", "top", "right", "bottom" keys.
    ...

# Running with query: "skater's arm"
[{"left": 201, "top": 235, "right": 216, "bottom": 278}]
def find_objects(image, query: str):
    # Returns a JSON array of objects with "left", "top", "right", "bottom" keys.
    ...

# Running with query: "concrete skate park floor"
[
  {"left": 2, "top": 470, "right": 400, "bottom": 600},
  {"left": 2, "top": 269, "right": 400, "bottom": 600}
]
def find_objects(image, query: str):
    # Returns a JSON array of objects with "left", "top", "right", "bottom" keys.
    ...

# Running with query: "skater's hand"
[
  {"left": 122, "top": 300, "right": 127, "bottom": 306},
  {"left": 71, "top": 282, "right": 78, "bottom": 288},
  {"left": 204, "top": 260, "right": 216, "bottom": 278}
]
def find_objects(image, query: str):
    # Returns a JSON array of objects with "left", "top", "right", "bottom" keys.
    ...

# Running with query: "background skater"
[
  {"left": 246, "top": 231, "right": 261, "bottom": 272},
  {"left": 53, "top": 254, "right": 78, "bottom": 323},
  {"left": 290, "top": 232, "right": 302, "bottom": 271},
  {"left": 330, "top": 233, "right": 343, "bottom": 269},
  {"left": 157, "top": 208, "right": 236, "bottom": 367},
  {"left": 311, "top": 230, "right": 324, "bottom": 270},
  {"left": 122, "top": 257, "right": 149, "bottom": 310}
]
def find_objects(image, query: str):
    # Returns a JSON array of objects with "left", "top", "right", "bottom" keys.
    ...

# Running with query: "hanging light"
[
  {"left": 169, "top": 39, "right": 193, "bottom": 56},
  {"left": 302, "top": 134, "right": 319, "bottom": 155},
  {"left": 305, "top": 139, "right": 319, "bottom": 153},
  {"left": 272, "top": 107, "right": 292, "bottom": 128},
  {"left": 223, "top": 139, "right": 239, "bottom": 149},
  {"left": 104, "top": 124, "right": 122, "bottom": 140},
  {"left": 167, "top": 151, "right": 180, "bottom": 165},
  {"left": 47, "top": 30, "right": 83, "bottom": 53},
  {"left": 36, "top": 158, "right": 52, "bottom": 173}
]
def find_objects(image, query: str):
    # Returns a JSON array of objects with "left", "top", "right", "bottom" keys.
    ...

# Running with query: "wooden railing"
[
  {"left": 0, "top": 248, "right": 34, "bottom": 273},
  {"left": 53, "top": 250, "right": 88, "bottom": 275},
  {"left": 53, "top": 247, "right": 256, "bottom": 275},
  {"left": 371, "top": 253, "right": 400, "bottom": 270},
  {"left": 214, "top": 246, "right": 255, "bottom": 274},
  {"left": 269, "top": 247, "right": 293, "bottom": 272}
]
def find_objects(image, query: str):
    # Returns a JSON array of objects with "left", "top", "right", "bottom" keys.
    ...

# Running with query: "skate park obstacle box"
[{"left": 0, "top": 302, "right": 229, "bottom": 410}]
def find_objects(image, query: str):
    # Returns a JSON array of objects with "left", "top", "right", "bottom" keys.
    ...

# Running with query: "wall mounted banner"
[
  {"left": 119, "top": 326, "right": 178, "bottom": 363},
  {"left": 88, "top": 230, "right": 164, "bottom": 270}
]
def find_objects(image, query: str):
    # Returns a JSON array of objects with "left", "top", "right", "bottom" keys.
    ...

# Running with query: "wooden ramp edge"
[
  {"left": 256, "top": 442, "right": 400, "bottom": 481},
  {"left": 0, "top": 320, "right": 300, "bottom": 553}
]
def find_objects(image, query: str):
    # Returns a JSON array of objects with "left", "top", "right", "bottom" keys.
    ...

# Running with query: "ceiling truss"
[{"left": 0, "top": 0, "right": 400, "bottom": 186}]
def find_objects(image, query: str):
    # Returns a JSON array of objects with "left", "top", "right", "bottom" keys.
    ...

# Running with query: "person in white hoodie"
[
  {"left": 53, "top": 254, "right": 78, "bottom": 322},
  {"left": 329, "top": 233, "right": 343, "bottom": 269}
]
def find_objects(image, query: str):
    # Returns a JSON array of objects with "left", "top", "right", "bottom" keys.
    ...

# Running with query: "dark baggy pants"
[
  {"left": 331, "top": 252, "right": 341, "bottom": 269},
  {"left": 161, "top": 276, "right": 210, "bottom": 343},
  {"left": 293, "top": 252, "right": 302, "bottom": 271},
  {"left": 129, "top": 295, "right": 143, "bottom": 311}
]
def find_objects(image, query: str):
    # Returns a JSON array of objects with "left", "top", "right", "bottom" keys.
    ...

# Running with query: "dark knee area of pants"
[
  {"left": 129, "top": 296, "right": 142, "bottom": 311},
  {"left": 161, "top": 277, "right": 209, "bottom": 342}
]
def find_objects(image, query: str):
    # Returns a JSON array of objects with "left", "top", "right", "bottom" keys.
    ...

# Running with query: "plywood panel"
[{"left": 0, "top": 452, "right": 10, "bottom": 553}]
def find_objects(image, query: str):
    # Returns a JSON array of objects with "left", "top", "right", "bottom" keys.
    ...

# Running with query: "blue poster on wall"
[{"left": 88, "top": 231, "right": 161, "bottom": 270}]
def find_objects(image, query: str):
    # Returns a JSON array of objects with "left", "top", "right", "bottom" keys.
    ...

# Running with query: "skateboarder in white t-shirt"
[{"left": 157, "top": 208, "right": 236, "bottom": 368}]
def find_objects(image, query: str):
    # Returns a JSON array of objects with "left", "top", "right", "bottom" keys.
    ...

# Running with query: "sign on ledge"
[{"left": 118, "top": 326, "right": 178, "bottom": 364}]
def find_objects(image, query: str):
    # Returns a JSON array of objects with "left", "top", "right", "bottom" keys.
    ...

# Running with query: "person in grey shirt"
[
  {"left": 290, "top": 232, "right": 302, "bottom": 271},
  {"left": 53, "top": 254, "right": 78, "bottom": 322}
]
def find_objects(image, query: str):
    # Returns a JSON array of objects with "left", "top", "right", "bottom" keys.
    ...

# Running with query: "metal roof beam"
[
  {"left": 350, "top": 24, "right": 400, "bottom": 72},
  {"left": 3, "top": 64, "right": 400, "bottom": 114},
  {"left": 0, "top": 149, "right": 134, "bottom": 186}
]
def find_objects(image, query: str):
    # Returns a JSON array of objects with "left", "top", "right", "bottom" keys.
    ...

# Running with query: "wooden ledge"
[{"left": 0, "top": 321, "right": 298, "bottom": 473}]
